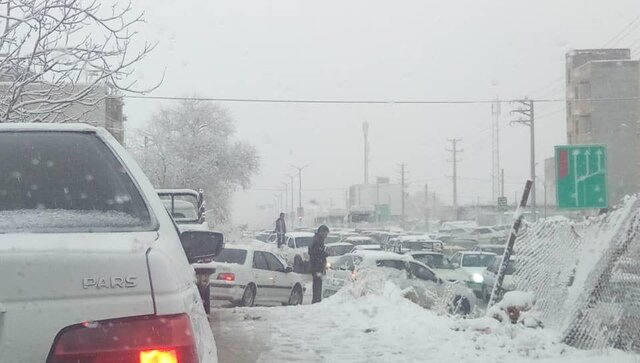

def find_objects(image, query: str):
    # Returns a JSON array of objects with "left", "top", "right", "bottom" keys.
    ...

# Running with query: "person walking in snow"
[
  {"left": 275, "top": 212, "right": 287, "bottom": 248},
  {"left": 309, "top": 225, "right": 330, "bottom": 303}
]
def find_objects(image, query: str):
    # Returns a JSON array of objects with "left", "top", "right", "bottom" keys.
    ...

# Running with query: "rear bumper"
[{"left": 210, "top": 283, "right": 245, "bottom": 302}]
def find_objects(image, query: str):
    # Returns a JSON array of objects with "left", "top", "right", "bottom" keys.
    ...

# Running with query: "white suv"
[{"left": 0, "top": 124, "right": 221, "bottom": 362}]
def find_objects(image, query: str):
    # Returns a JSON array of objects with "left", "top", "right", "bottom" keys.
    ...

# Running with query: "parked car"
[
  {"left": 210, "top": 245, "right": 305, "bottom": 307},
  {"left": 473, "top": 244, "right": 507, "bottom": 256},
  {"left": 281, "top": 231, "right": 315, "bottom": 272},
  {"left": 481, "top": 255, "right": 518, "bottom": 302},
  {"left": 323, "top": 251, "right": 476, "bottom": 315},
  {"left": 406, "top": 251, "right": 467, "bottom": 283},
  {"left": 326, "top": 242, "right": 356, "bottom": 267},
  {"left": 450, "top": 251, "right": 497, "bottom": 296},
  {"left": 342, "top": 235, "right": 377, "bottom": 246},
  {"left": 0, "top": 124, "right": 222, "bottom": 362},
  {"left": 157, "top": 188, "right": 208, "bottom": 231},
  {"left": 465, "top": 226, "right": 505, "bottom": 243},
  {"left": 389, "top": 235, "right": 445, "bottom": 254},
  {"left": 158, "top": 188, "right": 214, "bottom": 313}
]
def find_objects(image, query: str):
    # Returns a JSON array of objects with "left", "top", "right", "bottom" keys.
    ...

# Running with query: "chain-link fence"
[{"left": 510, "top": 196, "right": 640, "bottom": 352}]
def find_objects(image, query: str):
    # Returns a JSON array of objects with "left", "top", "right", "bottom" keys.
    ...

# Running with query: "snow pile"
[
  {"left": 216, "top": 291, "right": 638, "bottom": 363},
  {"left": 0, "top": 209, "right": 144, "bottom": 231}
]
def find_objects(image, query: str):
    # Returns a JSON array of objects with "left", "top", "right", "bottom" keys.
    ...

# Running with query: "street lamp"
[{"left": 290, "top": 164, "right": 308, "bottom": 225}]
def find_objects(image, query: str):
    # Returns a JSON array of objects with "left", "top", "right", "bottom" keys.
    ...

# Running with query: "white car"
[
  {"left": 210, "top": 245, "right": 305, "bottom": 306},
  {"left": 465, "top": 226, "right": 505, "bottom": 243},
  {"left": 282, "top": 231, "right": 315, "bottom": 272},
  {"left": 406, "top": 251, "right": 468, "bottom": 283},
  {"left": 0, "top": 124, "right": 220, "bottom": 362},
  {"left": 342, "top": 235, "right": 377, "bottom": 246},
  {"left": 481, "top": 255, "right": 518, "bottom": 302},
  {"left": 473, "top": 244, "right": 507, "bottom": 256},
  {"left": 323, "top": 251, "right": 476, "bottom": 315},
  {"left": 450, "top": 251, "right": 497, "bottom": 295},
  {"left": 388, "top": 235, "right": 445, "bottom": 254}
]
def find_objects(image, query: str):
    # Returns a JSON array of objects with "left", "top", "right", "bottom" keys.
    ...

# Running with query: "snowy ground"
[{"left": 210, "top": 281, "right": 639, "bottom": 363}]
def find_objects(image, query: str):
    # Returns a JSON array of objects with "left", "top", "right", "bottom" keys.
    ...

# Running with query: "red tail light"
[
  {"left": 217, "top": 272, "right": 235, "bottom": 282},
  {"left": 47, "top": 314, "right": 198, "bottom": 363}
]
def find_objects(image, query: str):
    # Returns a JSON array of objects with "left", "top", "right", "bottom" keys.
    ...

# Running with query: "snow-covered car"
[
  {"left": 342, "top": 235, "right": 377, "bottom": 246},
  {"left": 407, "top": 251, "right": 467, "bottom": 283},
  {"left": 158, "top": 188, "right": 208, "bottom": 232},
  {"left": 481, "top": 255, "right": 518, "bottom": 302},
  {"left": 210, "top": 245, "right": 305, "bottom": 307},
  {"left": 450, "top": 251, "right": 497, "bottom": 295},
  {"left": 473, "top": 243, "right": 507, "bottom": 256},
  {"left": 389, "top": 235, "right": 445, "bottom": 254},
  {"left": 0, "top": 124, "right": 222, "bottom": 362},
  {"left": 326, "top": 242, "right": 356, "bottom": 267},
  {"left": 282, "top": 231, "right": 315, "bottom": 272},
  {"left": 464, "top": 226, "right": 505, "bottom": 243},
  {"left": 352, "top": 244, "right": 384, "bottom": 252},
  {"left": 323, "top": 251, "right": 476, "bottom": 315}
]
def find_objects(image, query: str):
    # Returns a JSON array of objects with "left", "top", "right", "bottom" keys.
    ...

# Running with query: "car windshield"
[
  {"left": 483, "top": 247, "right": 505, "bottom": 255},
  {"left": 293, "top": 236, "right": 314, "bottom": 248},
  {"left": 413, "top": 254, "right": 454, "bottom": 269},
  {"left": 0, "top": 132, "right": 152, "bottom": 232},
  {"left": 331, "top": 255, "right": 363, "bottom": 271},
  {"left": 347, "top": 238, "right": 373, "bottom": 246},
  {"left": 326, "top": 244, "right": 353, "bottom": 256},
  {"left": 214, "top": 248, "right": 247, "bottom": 265},
  {"left": 160, "top": 197, "right": 199, "bottom": 221},
  {"left": 462, "top": 254, "right": 495, "bottom": 267}
]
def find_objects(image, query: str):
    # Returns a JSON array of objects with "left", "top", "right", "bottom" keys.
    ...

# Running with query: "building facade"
[{"left": 565, "top": 49, "right": 640, "bottom": 206}]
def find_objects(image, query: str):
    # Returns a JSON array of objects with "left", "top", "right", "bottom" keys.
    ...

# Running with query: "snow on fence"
[{"left": 511, "top": 195, "right": 640, "bottom": 352}]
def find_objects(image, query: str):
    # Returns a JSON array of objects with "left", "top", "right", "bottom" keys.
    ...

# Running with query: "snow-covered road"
[{"left": 210, "top": 283, "right": 640, "bottom": 363}]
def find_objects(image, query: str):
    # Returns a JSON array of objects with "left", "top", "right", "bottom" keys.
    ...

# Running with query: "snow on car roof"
[
  {"left": 157, "top": 189, "right": 200, "bottom": 196},
  {"left": 286, "top": 231, "right": 315, "bottom": 237},
  {"left": 326, "top": 242, "right": 354, "bottom": 247},
  {"left": 350, "top": 250, "right": 411, "bottom": 261},
  {"left": 0, "top": 122, "right": 99, "bottom": 132},
  {"left": 408, "top": 251, "right": 444, "bottom": 256},
  {"left": 397, "top": 235, "right": 440, "bottom": 242},
  {"left": 344, "top": 236, "right": 373, "bottom": 241},
  {"left": 458, "top": 251, "right": 497, "bottom": 256},
  {"left": 476, "top": 244, "right": 505, "bottom": 248}
]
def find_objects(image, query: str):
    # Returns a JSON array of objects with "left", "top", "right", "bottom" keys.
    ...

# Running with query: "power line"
[{"left": 124, "top": 94, "right": 640, "bottom": 105}]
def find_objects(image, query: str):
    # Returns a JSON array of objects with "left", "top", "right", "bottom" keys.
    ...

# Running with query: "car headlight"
[{"left": 471, "top": 273, "right": 484, "bottom": 283}]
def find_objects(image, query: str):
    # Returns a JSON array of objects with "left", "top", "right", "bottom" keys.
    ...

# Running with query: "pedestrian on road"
[
  {"left": 309, "top": 225, "right": 329, "bottom": 304},
  {"left": 275, "top": 212, "right": 287, "bottom": 248}
]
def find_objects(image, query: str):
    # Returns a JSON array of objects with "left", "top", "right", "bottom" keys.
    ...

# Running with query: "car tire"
[
  {"left": 287, "top": 284, "right": 303, "bottom": 306},
  {"left": 293, "top": 255, "right": 304, "bottom": 273},
  {"left": 451, "top": 295, "right": 471, "bottom": 316},
  {"left": 240, "top": 284, "right": 256, "bottom": 307}
]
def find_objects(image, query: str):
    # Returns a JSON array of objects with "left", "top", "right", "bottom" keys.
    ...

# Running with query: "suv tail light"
[
  {"left": 217, "top": 272, "right": 235, "bottom": 282},
  {"left": 47, "top": 314, "right": 198, "bottom": 363}
]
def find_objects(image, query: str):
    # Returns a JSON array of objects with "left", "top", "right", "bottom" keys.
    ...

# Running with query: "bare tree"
[
  {"left": 0, "top": 0, "right": 156, "bottom": 123},
  {"left": 129, "top": 100, "right": 260, "bottom": 223}
]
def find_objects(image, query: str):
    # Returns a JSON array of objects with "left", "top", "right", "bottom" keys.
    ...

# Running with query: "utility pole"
[
  {"left": 501, "top": 169, "right": 505, "bottom": 198},
  {"left": 399, "top": 163, "right": 406, "bottom": 226},
  {"left": 491, "top": 99, "right": 501, "bottom": 201},
  {"left": 510, "top": 98, "right": 536, "bottom": 220},
  {"left": 424, "top": 184, "right": 429, "bottom": 232},
  {"left": 287, "top": 174, "right": 295, "bottom": 226},
  {"left": 290, "top": 164, "right": 308, "bottom": 224},
  {"left": 363, "top": 121, "right": 370, "bottom": 184},
  {"left": 446, "top": 138, "right": 463, "bottom": 219}
]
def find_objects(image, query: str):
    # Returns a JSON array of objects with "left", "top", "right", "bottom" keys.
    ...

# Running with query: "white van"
[{"left": 0, "top": 124, "right": 222, "bottom": 362}]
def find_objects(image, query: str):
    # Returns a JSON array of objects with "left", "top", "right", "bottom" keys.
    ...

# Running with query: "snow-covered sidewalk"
[{"left": 211, "top": 284, "right": 639, "bottom": 363}]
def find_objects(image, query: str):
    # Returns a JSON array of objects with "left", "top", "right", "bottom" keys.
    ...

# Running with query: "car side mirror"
[
  {"left": 180, "top": 230, "right": 224, "bottom": 264},
  {"left": 283, "top": 266, "right": 293, "bottom": 273}
]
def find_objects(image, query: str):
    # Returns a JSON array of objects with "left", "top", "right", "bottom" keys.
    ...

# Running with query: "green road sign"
[{"left": 555, "top": 144, "right": 607, "bottom": 209}]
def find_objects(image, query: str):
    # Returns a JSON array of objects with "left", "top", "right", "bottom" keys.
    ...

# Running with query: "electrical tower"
[
  {"left": 363, "top": 122, "right": 370, "bottom": 184},
  {"left": 510, "top": 98, "right": 536, "bottom": 220},
  {"left": 492, "top": 99, "right": 501, "bottom": 201},
  {"left": 446, "top": 139, "right": 463, "bottom": 214}
]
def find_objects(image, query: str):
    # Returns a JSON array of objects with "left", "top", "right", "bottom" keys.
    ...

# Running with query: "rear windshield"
[
  {"left": 0, "top": 132, "right": 152, "bottom": 232},
  {"left": 214, "top": 248, "right": 247, "bottom": 264},
  {"left": 294, "top": 236, "right": 314, "bottom": 248},
  {"left": 326, "top": 244, "right": 353, "bottom": 256}
]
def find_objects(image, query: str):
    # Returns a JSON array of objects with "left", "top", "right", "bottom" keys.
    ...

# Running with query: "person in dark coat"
[
  {"left": 275, "top": 212, "right": 286, "bottom": 248},
  {"left": 308, "top": 225, "right": 330, "bottom": 303}
]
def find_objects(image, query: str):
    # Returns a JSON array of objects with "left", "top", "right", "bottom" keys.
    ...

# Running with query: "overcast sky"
[{"left": 125, "top": 0, "right": 640, "bottom": 227}]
